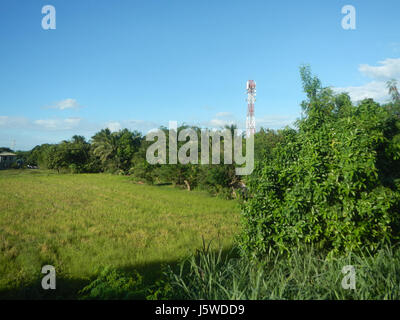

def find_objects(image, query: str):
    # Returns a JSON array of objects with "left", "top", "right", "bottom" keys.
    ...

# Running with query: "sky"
[{"left": 0, "top": 0, "right": 399, "bottom": 150}]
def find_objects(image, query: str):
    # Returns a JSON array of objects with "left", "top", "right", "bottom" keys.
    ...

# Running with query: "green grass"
[
  {"left": 162, "top": 244, "right": 400, "bottom": 300},
  {"left": 3, "top": 170, "right": 397, "bottom": 300},
  {"left": 0, "top": 170, "right": 240, "bottom": 298}
]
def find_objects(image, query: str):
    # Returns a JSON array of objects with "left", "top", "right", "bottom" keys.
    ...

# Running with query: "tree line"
[
  {"left": 10, "top": 123, "right": 282, "bottom": 198},
  {"left": 5, "top": 68, "right": 400, "bottom": 207}
]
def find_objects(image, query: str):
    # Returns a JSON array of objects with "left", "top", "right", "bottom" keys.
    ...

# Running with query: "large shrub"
[{"left": 240, "top": 66, "right": 400, "bottom": 257}]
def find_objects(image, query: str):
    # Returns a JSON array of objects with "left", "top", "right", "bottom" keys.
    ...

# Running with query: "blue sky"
[{"left": 0, "top": 0, "right": 399, "bottom": 150}]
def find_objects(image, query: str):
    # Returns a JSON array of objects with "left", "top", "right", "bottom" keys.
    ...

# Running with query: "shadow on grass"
[
  {"left": 0, "top": 247, "right": 237, "bottom": 300},
  {"left": 153, "top": 183, "right": 173, "bottom": 187}
]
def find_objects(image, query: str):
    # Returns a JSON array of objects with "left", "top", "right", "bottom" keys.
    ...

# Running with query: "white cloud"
[
  {"left": 34, "top": 119, "right": 58, "bottom": 129},
  {"left": 46, "top": 98, "right": 82, "bottom": 110},
  {"left": 359, "top": 58, "right": 400, "bottom": 80},
  {"left": 256, "top": 115, "right": 296, "bottom": 129},
  {"left": 215, "top": 112, "right": 233, "bottom": 118},
  {"left": 206, "top": 112, "right": 236, "bottom": 128},
  {"left": 333, "top": 58, "right": 400, "bottom": 103},
  {"left": 64, "top": 117, "right": 82, "bottom": 126},
  {"left": 0, "top": 115, "right": 160, "bottom": 135},
  {"left": 106, "top": 120, "right": 159, "bottom": 133},
  {"left": 333, "top": 81, "right": 389, "bottom": 103},
  {"left": 34, "top": 117, "right": 82, "bottom": 130},
  {"left": 209, "top": 118, "right": 234, "bottom": 127},
  {"left": 199, "top": 111, "right": 296, "bottom": 131},
  {"left": 126, "top": 120, "right": 161, "bottom": 133},
  {"left": 0, "top": 116, "right": 29, "bottom": 128},
  {"left": 106, "top": 121, "right": 122, "bottom": 132}
]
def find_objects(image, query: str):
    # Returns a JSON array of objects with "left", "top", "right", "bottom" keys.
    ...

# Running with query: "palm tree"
[
  {"left": 91, "top": 129, "right": 119, "bottom": 168},
  {"left": 223, "top": 124, "right": 238, "bottom": 136},
  {"left": 387, "top": 79, "right": 400, "bottom": 103},
  {"left": 71, "top": 135, "right": 86, "bottom": 144}
]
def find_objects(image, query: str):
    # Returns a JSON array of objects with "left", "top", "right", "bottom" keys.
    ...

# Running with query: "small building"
[{"left": 0, "top": 152, "right": 17, "bottom": 169}]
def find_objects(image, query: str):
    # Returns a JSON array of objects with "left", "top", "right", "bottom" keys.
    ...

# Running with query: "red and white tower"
[{"left": 246, "top": 80, "right": 256, "bottom": 138}]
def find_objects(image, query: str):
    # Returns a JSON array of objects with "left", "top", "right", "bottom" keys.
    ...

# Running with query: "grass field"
[{"left": 0, "top": 170, "right": 240, "bottom": 298}]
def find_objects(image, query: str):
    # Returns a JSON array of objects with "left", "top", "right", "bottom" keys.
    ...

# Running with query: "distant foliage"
[
  {"left": 129, "top": 125, "right": 266, "bottom": 197},
  {"left": 78, "top": 267, "right": 146, "bottom": 300},
  {"left": 240, "top": 66, "right": 400, "bottom": 257}
]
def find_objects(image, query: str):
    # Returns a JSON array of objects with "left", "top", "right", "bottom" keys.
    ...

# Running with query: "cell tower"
[{"left": 246, "top": 80, "right": 256, "bottom": 138}]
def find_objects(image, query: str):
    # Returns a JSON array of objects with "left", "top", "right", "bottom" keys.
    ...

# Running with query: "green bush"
[{"left": 239, "top": 66, "right": 400, "bottom": 257}]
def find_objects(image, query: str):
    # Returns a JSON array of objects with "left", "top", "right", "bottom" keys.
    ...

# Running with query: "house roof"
[{"left": 0, "top": 152, "right": 16, "bottom": 156}]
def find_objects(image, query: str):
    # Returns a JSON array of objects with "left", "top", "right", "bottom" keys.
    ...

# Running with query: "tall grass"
[
  {"left": 0, "top": 170, "right": 239, "bottom": 298},
  {"left": 162, "top": 244, "right": 400, "bottom": 300}
]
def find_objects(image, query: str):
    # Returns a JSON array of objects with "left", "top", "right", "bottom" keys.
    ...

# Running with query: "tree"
[
  {"left": 91, "top": 129, "right": 119, "bottom": 171},
  {"left": 116, "top": 129, "right": 142, "bottom": 172},
  {"left": 239, "top": 66, "right": 400, "bottom": 257},
  {"left": 46, "top": 144, "right": 68, "bottom": 173},
  {"left": 0, "top": 147, "right": 14, "bottom": 153},
  {"left": 68, "top": 136, "right": 91, "bottom": 172},
  {"left": 253, "top": 128, "right": 283, "bottom": 161},
  {"left": 223, "top": 124, "right": 237, "bottom": 136},
  {"left": 91, "top": 128, "right": 142, "bottom": 173},
  {"left": 387, "top": 79, "right": 400, "bottom": 103}
]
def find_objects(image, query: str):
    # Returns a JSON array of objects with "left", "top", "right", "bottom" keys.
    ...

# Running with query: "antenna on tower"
[
  {"left": 11, "top": 139, "right": 16, "bottom": 151},
  {"left": 246, "top": 80, "right": 256, "bottom": 138}
]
